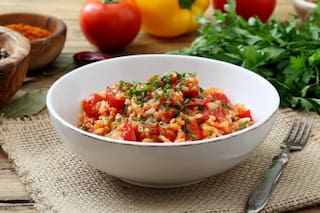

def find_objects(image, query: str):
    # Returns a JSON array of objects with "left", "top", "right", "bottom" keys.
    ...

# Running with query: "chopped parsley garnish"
[
  {"left": 115, "top": 114, "right": 122, "bottom": 122},
  {"left": 184, "top": 128, "right": 197, "bottom": 139},
  {"left": 239, "top": 120, "right": 249, "bottom": 130},
  {"left": 82, "top": 125, "right": 89, "bottom": 131},
  {"left": 184, "top": 98, "right": 191, "bottom": 104},
  {"left": 160, "top": 123, "right": 169, "bottom": 129}
]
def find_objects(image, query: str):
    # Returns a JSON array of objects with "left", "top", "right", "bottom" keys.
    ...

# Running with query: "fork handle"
[{"left": 246, "top": 148, "right": 289, "bottom": 213}]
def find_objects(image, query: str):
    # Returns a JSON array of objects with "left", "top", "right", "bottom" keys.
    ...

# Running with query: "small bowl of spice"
[
  {"left": 0, "top": 26, "right": 30, "bottom": 104},
  {"left": 0, "top": 12, "right": 67, "bottom": 71}
]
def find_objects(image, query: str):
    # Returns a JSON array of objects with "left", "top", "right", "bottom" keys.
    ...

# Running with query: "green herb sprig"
[{"left": 170, "top": 0, "right": 320, "bottom": 114}]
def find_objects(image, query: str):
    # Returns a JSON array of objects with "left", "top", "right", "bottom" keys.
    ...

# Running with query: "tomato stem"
[
  {"left": 101, "top": 0, "right": 118, "bottom": 4},
  {"left": 179, "top": 0, "right": 196, "bottom": 9}
]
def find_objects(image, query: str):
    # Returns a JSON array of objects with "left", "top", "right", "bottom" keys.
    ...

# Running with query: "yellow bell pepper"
[{"left": 135, "top": 0, "right": 209, "bottom": 37}]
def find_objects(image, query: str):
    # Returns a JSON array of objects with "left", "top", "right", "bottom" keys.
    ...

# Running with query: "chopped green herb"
[
  {"left": 115, "top": 114, "right": 122, "bottom": 122},
  {"left": 239, "top": 120, "right": 249, "bottom": 129},
  {"left": 208, "top": 130, "right": 214, "bottom": 136},
  {"left": 103, "top": 116, "right": 110, "bottom": 121},
  {"left": 222, "top": 103, "right": 229, "bottom": 109},
  {"left": 198, "top": 105, "right": 204, "bottom": 112},
  {"left": 160, "top": 123, "right": 169, "bottom": 128},
  {"left": 131, "top": 116, "right": 139, "bottom": 121},
  {"left": 138, "top": 125, "right": 144, "bottom": 132},
  {"left": 185, "top": 128, "right": 197, "bottom": 139},
  {"left": 153, "top": 92, "right": 159, "bottom": 102},
  {"left": 185, "top": 128, "right": 192, "bottom": 136},
  {"left": 184, "top": 98, "right": 191, "bottom": 104},
  {"left": 166, "top": 89, "right": 173, "bottom": 104},
  {"left": 119, "top": 80, "right": 125, "bottom": 89},
  {"left": 176, "top": 72, "right": 183, "bottom": 80},
  {"left": 150, "top": 80, "right": 159, "bottom": 88},
  {"left": 82, "top": 125, "right": 89, "bottom": 131}
]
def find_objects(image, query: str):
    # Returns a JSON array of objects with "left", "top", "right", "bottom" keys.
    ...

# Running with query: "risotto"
[{"left": 78, "top": 71, "right": 253, "bottom": 142}]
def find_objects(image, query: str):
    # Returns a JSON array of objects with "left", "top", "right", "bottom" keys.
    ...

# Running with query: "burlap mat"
[{"left": 0, "top": 108, "right": 320, "bottom": 213}]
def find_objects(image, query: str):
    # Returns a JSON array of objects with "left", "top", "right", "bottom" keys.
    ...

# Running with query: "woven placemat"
[{"left": 0, "top": 108, "right": 319, "bottom": 213}]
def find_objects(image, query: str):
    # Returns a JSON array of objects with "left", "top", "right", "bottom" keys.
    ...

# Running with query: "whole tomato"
[
  {"left": 79, "top": 0, "right": 141, "bottom": 51},
  {"left": 212, "top": 0, "right": 276, "bottom": 22}
]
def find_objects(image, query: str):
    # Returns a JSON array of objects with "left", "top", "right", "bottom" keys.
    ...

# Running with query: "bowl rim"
[
  {"left": 0, "top": 12, "right": 67, "bottom": 43},
  {"left": 47, "top": 54, "right": 280, "bottom": 147}
]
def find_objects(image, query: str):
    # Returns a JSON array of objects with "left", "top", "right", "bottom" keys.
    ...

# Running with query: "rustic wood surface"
[{"left": 1, "top": 0, "right": 320, "bottom": 212}]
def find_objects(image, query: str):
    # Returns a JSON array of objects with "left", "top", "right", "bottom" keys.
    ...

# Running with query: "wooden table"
[{"left": 0, "top": 0, "right": 319, "bottom": 212}]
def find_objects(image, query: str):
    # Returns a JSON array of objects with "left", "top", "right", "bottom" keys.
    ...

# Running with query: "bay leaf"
[{"left": 0, "top": 88, "right": 48, "bottom": 118}]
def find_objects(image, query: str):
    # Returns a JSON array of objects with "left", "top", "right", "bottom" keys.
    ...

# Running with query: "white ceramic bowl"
[{"left": 47, "top": 54, "right": 280, "bottom": 188}]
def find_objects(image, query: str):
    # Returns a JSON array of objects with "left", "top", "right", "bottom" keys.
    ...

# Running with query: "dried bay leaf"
[{"left": 0, "top": 88, "right": 48, "bottom": 118}]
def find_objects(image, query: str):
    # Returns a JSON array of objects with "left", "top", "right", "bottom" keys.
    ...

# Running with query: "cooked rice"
[{"left": 78, "top": 72, "right": 253, "bottom": 142}]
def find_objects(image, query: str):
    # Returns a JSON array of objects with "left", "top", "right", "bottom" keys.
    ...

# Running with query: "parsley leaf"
[{"left": 169, "top": 0, "right": 320, "bottom": 114}]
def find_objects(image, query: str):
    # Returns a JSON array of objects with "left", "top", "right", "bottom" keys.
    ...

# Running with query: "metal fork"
[{"left": 246, "top": 117, "right": 313, "bottom": 213}]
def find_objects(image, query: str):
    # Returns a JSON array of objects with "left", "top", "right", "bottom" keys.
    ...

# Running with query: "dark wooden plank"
[{"left": 0, "top": 150, "right": 35, "bottom": 210}]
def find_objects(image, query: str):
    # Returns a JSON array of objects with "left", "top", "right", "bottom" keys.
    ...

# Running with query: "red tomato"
[
  {"left": 105, "top": 88, "right": 126, "bottom": 110},
  {"left": 212, "top": 0, "right": 276, "bottom": 22},
  {"left": 82, "top": 93, "right": 103, "bottom": 118},
  {"left": 122, "top": 122, "right": 136, "bottom": 141},
  {"left": 184, "top": 120, "right": 203, "bottom": 141},
  {"left": 79, "top": 0, "right": 141, "bottom": 51}
]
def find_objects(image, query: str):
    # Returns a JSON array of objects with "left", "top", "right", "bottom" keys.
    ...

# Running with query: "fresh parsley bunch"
[{"left": 170, "top": 0, "right": 320, "bottom": 114}]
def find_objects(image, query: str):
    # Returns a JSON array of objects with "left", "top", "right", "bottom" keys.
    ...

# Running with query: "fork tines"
[{"left": 281, "top": 117, "right": 313, "bottom": 150}]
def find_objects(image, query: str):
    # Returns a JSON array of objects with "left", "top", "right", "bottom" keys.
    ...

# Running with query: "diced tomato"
[
  {"left": 183, "top": 90, "right": 197, "bottom": 98},
  {"left": 82, "top": 93, "right": 103, "bottom": 118},
  {"left": 169, "top": 76, "right": 179, "bottom": 84},
  {"left": 122, "top": 122, "right": 136, "bottom": 141},
  {"left": 238, "top": 109, "right": 253, "bottom": 120},
  {"left": 159, "top": 126, "right": 177, "bottom": 142},
  {"left": 211, "top": 92, "right": 230, "bottom": 105},
  {"left": 186, "top": 98, "right": 212, "bottom": 108},
  {"left": 105, "top": 88, "right": 126, "bottom": 110},
  {"left": 200, "top": 106, "right": 228, "bottom": 122},
  {"left": 195, "top": 109, "right": 210, "bottom": 123},
  {"left": 148, "top": 123, "right": 160, "bottom": 137},
  {"left": 136, "top": 123, "right": 160, "bottom": 141},
  {"left": 161, "top": 108, "right": 176, "bottom": 123},
  {"left": 184, "top": 120, "right": 203, "bottom": 141},
  {"left": 183, "top": 87, "right": 199, "bottom": 98}
]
